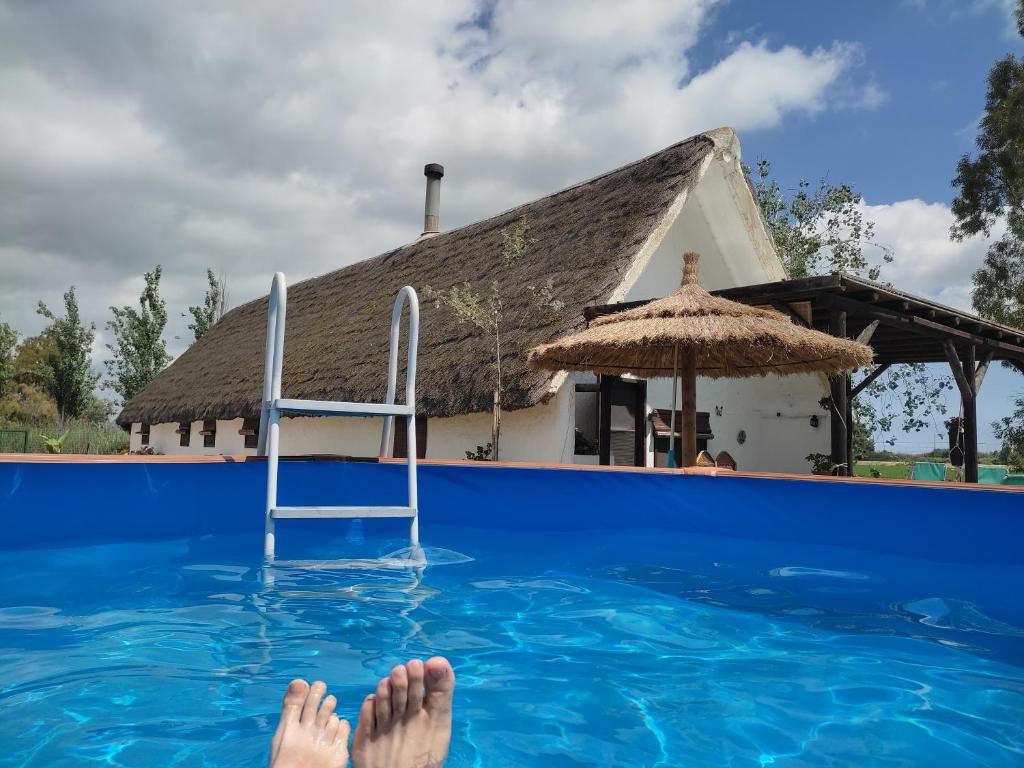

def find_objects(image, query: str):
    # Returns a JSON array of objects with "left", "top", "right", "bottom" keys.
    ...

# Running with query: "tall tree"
[
  {"left": 0, "top": 319, "right": 17, "bottom": 398},
  {"left": 186, "top": 268, "right": 227, "bottom": 342},
  {"left": 956, "top": 0, "right": 1024, "bottom": 461},
  {"left": 37, "top": 287, "right": 99, "bottom": 428},
  {"left": 105, "top": 266, "right": 172, "bottom": 402},
  {"left": 752, "top": 160, "right": 952, "bottom": 463}
]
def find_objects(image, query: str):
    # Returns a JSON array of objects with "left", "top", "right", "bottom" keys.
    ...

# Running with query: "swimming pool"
[{"left": 1, "top": 459, "right": 1022, "bottom": 766}]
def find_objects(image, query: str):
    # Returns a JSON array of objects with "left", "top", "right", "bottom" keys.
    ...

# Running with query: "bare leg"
[
  {"left": 269, "top": 679, "right": 350, "bottom": 768},
  {"left": 351, "top": 657, "right": 455, "bottom": 768}
]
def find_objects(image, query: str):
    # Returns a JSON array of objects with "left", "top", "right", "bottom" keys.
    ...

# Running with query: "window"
[
  {"left": 139, "top": 423, "right": 150, "bottom": 446},
  {"left": 176, "top": 421, "right": 191, "bottom": 448},
  {"left": 239, "top": 417, "right": 260, "bottom": 449},
  {"left": 392, "top": 415, "right": 428, "bottom": 459},
  {"left": 200, "top": 419, "right": 217, "bottom": 448}
]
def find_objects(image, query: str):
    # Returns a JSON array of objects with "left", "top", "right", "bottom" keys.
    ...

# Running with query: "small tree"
[
  {"left": 185, "top": 268, "right": 228, "bottom": 342},
  {"left": 36, "top": 287, "right": 99, "bottom": 429},
  {"left": 105, "top": 266, "right": 172, "bottom": 402},
  {"left": 425, "top": 217, "right": 563, "bottom": 459},
  {"left": 0, "top": 319, "right": 17, "bottom": 399}
]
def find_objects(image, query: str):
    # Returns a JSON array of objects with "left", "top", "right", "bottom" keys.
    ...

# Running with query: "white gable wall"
[{"left": 613, "top": 142, "right": 831, "bottom": 474}]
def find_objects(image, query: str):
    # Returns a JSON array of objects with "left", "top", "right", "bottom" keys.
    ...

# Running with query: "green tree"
[
  {"left": 750, "top": 159, "right": 892, "bottom": 279},
  {"left": 0, "top": 319, "right": 17, "bottom": 398},
  {"left": 36, "top": 287, "right": 99, "bottom": 428},
  {"left": 186, "top": 268, "right": 227, "bottom": 342},
  {"left": 105, "top": 266, "right": 172, "bottom": 402},
  {"left": 753, "top": 161, "right": 952, "bottom": 460},
  {"left": 956, "top": 0, "right": 1024, "bottom": 463},
  {"left": 425, "top": 217, "right": 563, "bottom": 460},
  {"left": 951, "top": 7, "right": 1024, "bottom": 242}
]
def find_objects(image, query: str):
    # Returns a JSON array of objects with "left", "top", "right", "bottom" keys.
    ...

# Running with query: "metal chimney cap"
[{"left": 424, "top": 163, "right": 444, "bottom": 179}]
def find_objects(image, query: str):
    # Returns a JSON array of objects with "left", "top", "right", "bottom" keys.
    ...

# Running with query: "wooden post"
[
  {"left": 829, "top": 309, "right": 848, "bottom": 475},
  {"left": 681, "top": 354, "right": 698, "bottom": 467},
  {"left": 962, "top": 345, "right": 978, "bottom": 484},
  {"left": 943, "top": 341, "right": 978, "bottom": 484},
  {"left": 845, "top": 376, "right": 854, "bottom": 476}
]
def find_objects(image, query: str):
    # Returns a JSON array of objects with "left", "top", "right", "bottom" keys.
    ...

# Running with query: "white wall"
[
  {"left": 134, "top": 418, "right": 248, "bottom": 456},
  {"left": 129, "top": 384, "right": 576, "bottom": 463},
  {"left": 617, "top": 145, "right": 827, "bottom": 474}
]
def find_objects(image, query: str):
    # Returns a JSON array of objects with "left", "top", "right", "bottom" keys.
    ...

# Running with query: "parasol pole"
[
  {"left": 680, "top": 351, "right": 698, "bottom": 466},
  {"left": 668, "top": 344, "right": 678, "bottom": 468}
]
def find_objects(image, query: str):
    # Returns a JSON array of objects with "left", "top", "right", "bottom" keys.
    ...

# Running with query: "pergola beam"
[
  {"left": 828, "top": 294, "right": 1024, "bottom": 358},
  {"left": 943, "top": 341, "right": 973, "bottom": 401},
  {"left": 770, "top": 299, "right": 811, "bottom": 328},
  {"left": 974, "top": 351, "right": 995, "bottom": 391},
  {"left": 850, "top": 362, "right": 892, "bottom": 399}
]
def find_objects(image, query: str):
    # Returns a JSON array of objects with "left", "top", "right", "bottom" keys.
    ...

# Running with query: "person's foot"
[
  {"left": 269, "top": 679, "right": 350, "bottom": 768},
  {"left": 351, "top": 657, "right": 455, "bottom": 768}
]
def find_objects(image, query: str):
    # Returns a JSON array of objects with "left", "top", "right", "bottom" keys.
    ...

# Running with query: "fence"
[{"left": 0, "top": 421, "right": 129, "bottom": 455}]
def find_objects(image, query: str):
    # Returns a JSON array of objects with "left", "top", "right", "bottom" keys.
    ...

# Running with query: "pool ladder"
[{"left": 256, "top": 272, "right": 421, "bottom": 562}]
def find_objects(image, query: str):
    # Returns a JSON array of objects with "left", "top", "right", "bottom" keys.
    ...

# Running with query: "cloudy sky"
[{"left": 0, "top": 0, "right": 1020, "bottom": 448}]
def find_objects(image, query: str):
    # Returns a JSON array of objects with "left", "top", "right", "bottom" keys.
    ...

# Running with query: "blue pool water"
[{"left": 2, "top": 522, "right": 1023, "bottom": 767}]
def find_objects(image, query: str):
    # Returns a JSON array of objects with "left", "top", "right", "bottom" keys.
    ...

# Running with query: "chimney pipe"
[{"left": 422, "top": 163, "right": 444, "bottom": 237}]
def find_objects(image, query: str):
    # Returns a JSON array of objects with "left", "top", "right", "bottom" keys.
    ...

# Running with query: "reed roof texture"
[
  {"left": 118, "top": 133, "right": 720, "bottom": 427},
  {"left": 528, "top": 253, "right": 874, "bottom": 378}
]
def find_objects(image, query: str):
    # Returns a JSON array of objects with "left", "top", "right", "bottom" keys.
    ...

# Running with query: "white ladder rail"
[{"left": 257, "top": 273, "right": 421, "bottom": 562}]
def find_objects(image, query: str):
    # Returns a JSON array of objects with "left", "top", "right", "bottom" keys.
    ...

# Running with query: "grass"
[
  {"left": 0, "top": 420, "right": 129, "bottom": 455},
  {"left": 853, "top": 461, "right": 998, "bottom": 482},
  {"left": 853, "top": 462, "right": 912, "bottom": 480}
]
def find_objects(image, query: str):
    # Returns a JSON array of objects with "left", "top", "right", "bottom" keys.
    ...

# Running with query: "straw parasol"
[{"left": 528, "top": 252, "right": 873, "bottom": 467}]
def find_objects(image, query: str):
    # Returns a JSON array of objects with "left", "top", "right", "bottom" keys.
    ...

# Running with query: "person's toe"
[
  {"left": 334, "top": 717, "right": 351, "bottom": 748},
  {"left": 406, "top": 658, "right": 425, "bottom": 713},
  {"left": 302, "top": 680, "right": 327, "bottom": 725},
  {"left": 389, "top": 664, "right": 409, "bottom": 718},
  {"left": 352, "top": 693, "right": 376, "bottom": 748},
  {"left": 281, "top": 679, "right": 310, "bottom": 720},
  {"left": 271, "top": 679, "right": 310, "bottom": 758},
  {"left": 374, "top": 676, "right": 392, "bottom": 731},
  {"left": 424, "top": 657, "right": 455, "bottom": 714},
  {"left": 316, "top": 694, "right": 337, "bottom": 728},
  {"left": 325, "top": 712, "right": 341, "bottom": 742}
]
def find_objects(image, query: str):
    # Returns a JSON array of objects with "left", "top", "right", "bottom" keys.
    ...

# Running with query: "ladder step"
[
  {"left": 273, "top": 398, "right": 414, "bottom": 417},
  {"left": 268, "top": 557, "right": 425, "bottom": 570},
  {"left": 270, "top": 506, "right": 416, "bottom": 519}
]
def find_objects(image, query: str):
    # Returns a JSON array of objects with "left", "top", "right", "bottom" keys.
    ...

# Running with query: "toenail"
[{"left": 429, "top": 666, "right": 446, "bottom": 680}]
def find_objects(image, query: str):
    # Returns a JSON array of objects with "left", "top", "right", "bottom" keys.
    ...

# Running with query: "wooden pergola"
[{"left": 585, "top": 273, "right": 1024, "bottom": 483}]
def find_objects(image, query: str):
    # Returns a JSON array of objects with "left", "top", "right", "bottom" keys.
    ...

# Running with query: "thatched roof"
[
  {"left": 118, "top": 132, "right": 723, "bottom": 426},
  {"left": 528, "top": 253, "right": 874, "bottom": 378}
]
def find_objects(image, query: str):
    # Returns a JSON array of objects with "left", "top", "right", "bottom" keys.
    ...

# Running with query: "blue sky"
[
  {"left": 0, "top": 0, "right": 1020, "bottom": 451},
  {"left": 719, "top": 1, "right": 1020, "bottom": 203}
]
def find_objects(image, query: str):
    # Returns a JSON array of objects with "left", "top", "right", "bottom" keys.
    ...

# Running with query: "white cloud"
[
  {"left": 0, "top": 0, "right": 877, "bottom": 369},
  {"left": 864, "top": 198, "right": 1005, "bottom": 310}
]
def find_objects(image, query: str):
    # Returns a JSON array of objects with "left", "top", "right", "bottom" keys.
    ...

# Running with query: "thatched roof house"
[
  {"left": 120, "top": 127, "right": 821, "bottom": 472},
  {"left": 121, "top": 128, "right": 776, "bottom": 427}
]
